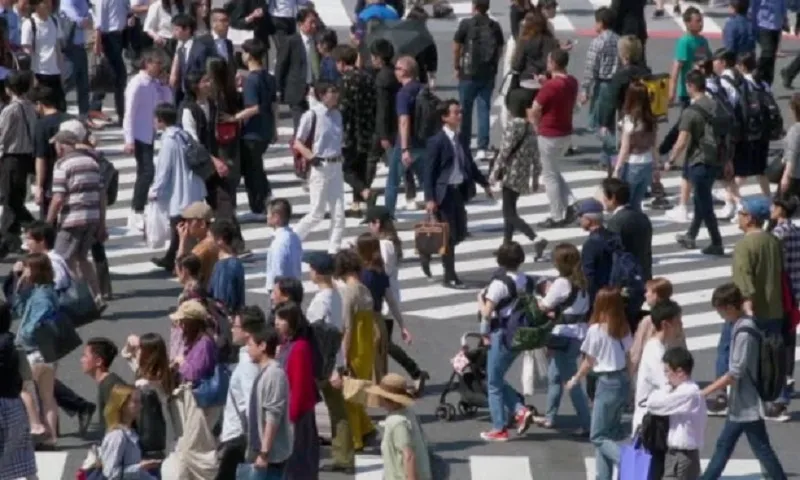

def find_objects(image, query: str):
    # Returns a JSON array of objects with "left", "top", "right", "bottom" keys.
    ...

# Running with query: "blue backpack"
[{"left": 607, "top": 236, "right": 646, "bottom": 314}]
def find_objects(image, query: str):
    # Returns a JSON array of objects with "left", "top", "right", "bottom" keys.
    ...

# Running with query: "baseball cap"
[
  {"left": 303, "top": 251, "right": 335, "bottom": 275},
  {"left": 49, "top": 119, "right": 91, "bottom": 145},
  {"left": 738, "top": 195, "right": 772, "bottom": 223},
  {"left": 181, "top": 202, "right": 213, "bottom": 221},
  {"left": 361, "top": 205, "right": 394, "bottom": 225},
  {"left": 169, "top": 299, "right": 208, "bottom": 322},
  {"left": 575, "top": 198, "right": 604, "bottom": 217}
]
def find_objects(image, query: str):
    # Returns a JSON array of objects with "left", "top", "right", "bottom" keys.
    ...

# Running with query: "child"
[
  {"left": 644, "top": 346, "right": 706, "bottom": 480},
  {"left": 630, "top": 278, "right": 686, "bottom": 371},
  {"left": 699, "top": 283, "right": 786, "bottom": 479}
]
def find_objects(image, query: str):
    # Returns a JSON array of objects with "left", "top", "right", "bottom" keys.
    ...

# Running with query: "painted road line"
[
  {"left": 470, "top": 455, "right": 534, "bottom": 480},
  {"left": 355, "top": 454, "right": 385, "bottom": 480},
  {"left": 36, "top": 451, "right": 68, "bottom": 480},
  {"left": 584, "top": 456, "right": 763, "bottom": 479}
]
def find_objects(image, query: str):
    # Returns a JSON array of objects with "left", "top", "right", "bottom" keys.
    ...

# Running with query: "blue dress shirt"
[
  {"left": 264, "top": 226, "right": 303, "bottom": 292},
  {"left": 94, "top": 0, "right": 129, "bottom": 33},
  {"left": 0, "top": 8, "right": 20, "bottom": 46},
  {"left": 59, "top": 0, "right": 91, "bottom": 44}
]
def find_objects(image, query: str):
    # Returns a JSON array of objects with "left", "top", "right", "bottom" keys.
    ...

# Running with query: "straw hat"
[{"left": 365, "top": 373, "right": 415, "bottom": 407}]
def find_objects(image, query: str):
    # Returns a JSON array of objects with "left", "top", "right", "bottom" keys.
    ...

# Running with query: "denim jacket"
[{"left": 14, "top": 284, "right": 60, "bottom": 352}]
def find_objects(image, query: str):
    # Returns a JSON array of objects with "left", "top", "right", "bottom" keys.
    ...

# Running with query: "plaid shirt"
[
  {"left": 772, "top": 219, "right": 800, "bottom": 300},
  {"left": 582, "top": 29, "right": 620, "bottom": 94}
]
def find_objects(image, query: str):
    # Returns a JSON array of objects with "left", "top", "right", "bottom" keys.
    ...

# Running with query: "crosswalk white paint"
[
  {"left": 35, "top": 452, "right": 69, "bottom": 480},
  {"left": 583, "top": 456, "right": 764, "bottom": 480}
]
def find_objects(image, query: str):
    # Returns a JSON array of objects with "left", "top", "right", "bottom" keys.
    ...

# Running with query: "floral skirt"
[{"left": 0, "top": 397, "right": 37, "bottom": 479}]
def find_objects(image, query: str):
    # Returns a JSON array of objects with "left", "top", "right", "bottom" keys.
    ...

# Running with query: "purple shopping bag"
[{"left": 618, "top": 438, "right": 652, "bottom": 480}]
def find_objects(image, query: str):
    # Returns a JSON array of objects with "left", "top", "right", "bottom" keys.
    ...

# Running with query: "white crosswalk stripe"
[
  {"left": 35, "top": 452, "right": 69, "bottom": 480},
  {"left": 583, "top": 456, "right": 764, "bottom": 480}
]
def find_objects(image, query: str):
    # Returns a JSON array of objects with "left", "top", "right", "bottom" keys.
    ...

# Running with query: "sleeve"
[
  {"left": 533, "top": 80, "right": 553, "bottom": 110},
  {"left": 722, "top": 20, "right": 736, "bottom": 52},
  {"left": 179, "top": 336, "right": 216, "bottom": 382},
  {"left": 242, "top": 74, "right": 259, "bottom": 108},
  {"left": 453, "top": 19, "right": 468, "bottom": 44},
  {"left": 158, "top": 83, "right": 173, "bottom": 104},
  {"left": 729, "top": 328, "right": 755, "bottom": 378},
  {"left": 100, "top": 430, "right": 140, "bottom": 479},
  {"left": 677, "top": 108, "right": 694, "bottom": 133},
  {"left": 395, "top": 88, "right": 412, "bottom": 117},
  {"left": 674, "top": 36, "right": 690, "bottom": 62},
  {"left": 51, "top": 162, "right": 67, "bottom": 195},
  {"left": 295, "top": 110, "right": 313, "bottom": 142},
  {"left": 580, "top": 326, "right": 598, "bottom": 357},
  {"left": 379, "top": 241, "right": 397, "bottom": 278},
  {"left": 143, "top": 2, "right": 159, "bottom": 36},
  {"left": 122, "top": 81, "right": 139, "bottom": 144},
  {"left": 261, "top": 368, "right": 289, "bottom": 424},
  {"left": 374, "top": 78, "right": 391, "bottom": 140},
  {"left": 19, "top": 18, "right": 31, "bottom": 47},
  {"left": 646, "top": 386, "right": 702, "bottom": 416},
  {"left": 228, "top": 0, "right": 255, "bottom": 30},
  {"left": 732, "top": 244, "right": 756, "bottom": 300},
  {"left": 539, "top": 277, "right": 572, "bottom": 309},
  {"left": 581, "top": 239, "right": 599, "bottom": 301},
  {"left": 285, "top": 341, "right": 315, "bottom": 423},
  {"left": 422, "top": 136, "right": 439, "bottom": 202},
  {"left": 182, "top": 107, "right": 199, "bottom": 141},
  {"left": 582, "top": 37, "right": 601, "bottom": 92},
  {"left": 389, "top": 418, "right": 413, "bottom": 449},
  {"left": 483, "top": 278, "right": 509, "bottom": 304},
  {"left": 33, "top": 123, "right": 49, "bottom": 159},
  {"left": 148, "top": 138, "right": 174, "bottom": 199}
]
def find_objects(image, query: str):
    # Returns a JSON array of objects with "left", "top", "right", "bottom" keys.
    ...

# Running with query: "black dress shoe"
[
  {"left": 151, "top": 257, "right": 174, "bottom": 272},
  {"left": 420, "top": 256, "right": 432, "bottom": 278},
  {"left": 442, "top": 278, "right": 467, "bottom": 289},
  {"left": 319, "top": 463, "right": 356, "bottom": 474}
]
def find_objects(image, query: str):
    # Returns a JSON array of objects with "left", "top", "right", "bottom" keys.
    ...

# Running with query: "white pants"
[{"left": 293, "top": 161, "right": 345, "bottom": 253}]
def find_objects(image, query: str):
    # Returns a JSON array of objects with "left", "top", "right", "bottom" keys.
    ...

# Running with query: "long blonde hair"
[{"left": 104, "top": 384, "right": 137, "bottom": 430}]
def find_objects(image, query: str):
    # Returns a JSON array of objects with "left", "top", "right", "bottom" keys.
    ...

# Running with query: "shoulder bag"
[{"left": 292, "top": 111, "right": 317, "bottom": 180}]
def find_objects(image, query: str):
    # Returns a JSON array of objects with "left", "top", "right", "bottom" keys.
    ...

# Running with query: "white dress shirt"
[
  {"left": 178, "top": 38, "right": 193, "bottom": 62},
  {"left": 442, "top": 126, "right": 464, "bottom": 185},
  {"left": 220, "top": 347, "right": 260, "bottom": 442},
  {"left": 645, "top": 380, "right": 707, "bottom": 451},
  {"left": 300, "top": 31, "right": 314, "bottom": 84},
  {"left": 295, "top": 103, "right": 343, "bottom": 159},
  {"left": 212, "top": 31, "right": 229, "bottom": 60},
  {"left": 143, "top": 1, "right": 178, "bottom": 39},
  {"left": 633, "top": 338, "right": 668, "bottom": 432}
]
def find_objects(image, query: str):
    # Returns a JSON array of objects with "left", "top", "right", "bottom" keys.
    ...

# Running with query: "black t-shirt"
[
  {"left": 33, "top": 111, "right": 72, "bottom": 194},
  {"left": 97, "top": 372, "right": 127, "bottom": 433}
]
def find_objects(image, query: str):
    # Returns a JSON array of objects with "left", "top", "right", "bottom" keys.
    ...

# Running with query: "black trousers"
[
  {"left": 272, "top": 16, "right": 296, "bottom": 54},
  {"left": 0, "top": 155, "right": 34, "bottom": 248},
  {"left": 132, "top": 140, "right": 155, "bottom": 212},
  {"left": 163, "top": 216, "right": 182, "bottom": 268},
  {"left": 758, "top": 28, "right": 781, "bottom": 86},
  {"left": 35, "top": 74, "right": 66, "bottom": 112},
  {"left": 90, "top": 30, "right": 127, "bottom": 119},
  {"left": 342, "top": 147, "right": 370, "bottom": 203},
  {"left": 385, "top": 318, "right": 422, "bottom": 378},
  {"left": 206, "top": 173, "right": 245, "bottom": 251},
  {"left": 54, "top": 378, "right": 94, "bottom": 416},
  {"left": 215, "top": 436, "right": 246, "bottom": 480},
  {"left": 240, "top": 138, "right": 271, "bottom": 214},
  {"left": 501, "top": 187, "right": 537, "bottom": 243}
]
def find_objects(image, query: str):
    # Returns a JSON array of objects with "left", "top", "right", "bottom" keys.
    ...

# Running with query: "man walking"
[{"left": 59, "top": 0, "right": 92, "bottom": 123}]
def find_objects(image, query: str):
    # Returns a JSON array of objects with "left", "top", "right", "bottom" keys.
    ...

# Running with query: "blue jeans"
[
  {"left": 63, "top": 44, "right": 89, "bottom": 116},
  {"left": 458, "top": 78, "right": 494, "bottom": 150},
  {"left": 590, "top": 370, "right": 630, "bottom": 480},
  {"left": 383, "top": 146, "right": 425, "bottom": 215},
  {"left": 686, "top": 163, "right": 723, "bottom": 246},
  {"left": 701, "top": 419, "right": 786, "bottom": 480},
  {"left": 486, "top": 330, "right": 524, "bottom": 430},
  {"left": 621, "top": 162, "right": 653, "bottom": 211},
  {"left": 715, "top": 321, "right": 734, "bottom": 379},
  {"left": 545, "top": 337, "right": 591, "bottom": 429}
]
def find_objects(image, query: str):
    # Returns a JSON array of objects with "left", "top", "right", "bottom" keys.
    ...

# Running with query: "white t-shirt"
[
  {"left": 21, "top": 15, "right": 62, "bottom": 75},
  {"left": 484, "top": 271, "right": 529, "bottom": 318},
  {"left": 540, "top": 277, "right": 589, "bottom": 340},
  {"left": 580, "top": 323, "right": 633, "bottom": 373},
  {"left": 143, "top": 2, "right": 179, "bottom": 39},
  {"left": 306, "top": 286, "right": 344, "bottom": 367},
  {"left": 633, "top": 338, "right": 667, "bottom": 432},
  {"left": 47, "top": 250, "right": 72, "bottom": 291},
  {"left": 379, "top": 238, "right": 400, "bottom": 316},
  {"left": 620, "top": 115, "right": 654, "bottom": 165}
]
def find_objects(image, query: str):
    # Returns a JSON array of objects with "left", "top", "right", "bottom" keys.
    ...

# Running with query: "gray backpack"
[{"left": 689, "top": 100, "right": 732, "bottom": 167}]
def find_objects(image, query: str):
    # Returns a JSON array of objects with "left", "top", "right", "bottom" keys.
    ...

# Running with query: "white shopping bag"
[
  {"left": 144, "top": 201, "right": 170, "bottom": 250},
  {"left": 520, "top": 348, "right": 548, "bottom": 396}
]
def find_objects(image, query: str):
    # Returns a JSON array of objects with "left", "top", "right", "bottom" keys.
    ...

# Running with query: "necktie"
[
  {"left": 453, "top": 139, "right": 465, "bottom": 171},
  {"left": 308, "top": 39, "right": 320, "bottom": 81},
  {"left": 217, "top": 39, "right": 227, "bottom": 60}
]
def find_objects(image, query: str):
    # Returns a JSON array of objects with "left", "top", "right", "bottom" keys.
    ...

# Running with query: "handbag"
[
  {"left": 291, "top": 111, "right": 317, "bottom": 179},
  {"left": 766, "top": 152, "right": 784, "bottom": 184},
  {"left": 492, "top": 123, "right": 531, "bottom": 181},
  {"left": 59, "top": 278, "right": 99, "bottom": 327},
  {"left": 215, "top": 121, "right": 239, "bottom": 145},
  {"left": 192, "top": 363, "right": 231, "bottom": 408},
  {"left": 619, "top": 435, "right": 653, "bottom": 480},
  {"left": 89, "top": 54, "right": 116, "bottom": 94},
  {"left": 32, "top": 311, "right": 82, "bottom": 363},
  {"left": 414, "top": 215, "right": 450, "bottom": 256}
]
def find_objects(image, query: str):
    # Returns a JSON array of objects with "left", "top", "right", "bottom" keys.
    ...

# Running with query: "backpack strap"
[
  {"left": 493, "top": 274, "right": 518, "bottom": 312},
  {"left": 552, "top": 284, "right": 580, "bottom": 317}
]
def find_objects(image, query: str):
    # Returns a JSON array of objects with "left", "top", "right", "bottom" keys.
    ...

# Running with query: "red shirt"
[
  {"left": 285, "top": 338, "right": 317, "bottom": 423},
  {"left": 535, "top": 74, "right": 578, "bottom": 138}
]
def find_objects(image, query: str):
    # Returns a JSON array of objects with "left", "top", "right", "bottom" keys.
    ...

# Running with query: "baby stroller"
[{"left": 436, "top": 333, "right": 536, "bottom": 422}]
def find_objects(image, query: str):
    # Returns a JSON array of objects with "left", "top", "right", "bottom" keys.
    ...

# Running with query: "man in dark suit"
[
  {"left": 169, "top": 13, "right": 217, "bottom": 107},
  {"left": 227, "top": 0, "right": 275, "bottom": 65},
  {"left": 276, "top": 8, "right": 320, "bottom": 131},
  {"left": 369, "top": 38, "right": 400, "bottom": 190},
  {"left": 423, "top": 99, "right": 492, "bottom": 289},
  {"left": 601, "top": 177, "right": 653, "bottom": 281},
  {"left": 201, "top": 8, "right": 235, "bottom": 67}
]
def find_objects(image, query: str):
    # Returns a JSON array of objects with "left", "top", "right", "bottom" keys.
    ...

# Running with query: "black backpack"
[
  {"left": 737, "top": 326, "right": 787, "bottom": 403},
  {"left": 460, "top": 16, "right": 500, "bottom": 78},
  {"left": 749, "top": 83, "right": 784, "bottom": 141},
  {"left": 638, "top": 410, "right": 669, "bottom": 453},
  {"left": 412, "top": 85, "right": 442, "bottom": 144},
  {"left": 84, "top": 149, "right": 119, "bottom": 206},
  {"left": 727, "top": 76, "right": 771, "bottom": 142},
  {"left": 709, "top": 77, "right": 744, "bottom": 143},
  {"left": 688, "top": 100, "right": 733, "bottom": 168}
]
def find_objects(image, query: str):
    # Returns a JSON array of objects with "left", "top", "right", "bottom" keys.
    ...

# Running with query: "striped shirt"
[
  {"left": 51, "top": 150, "right": 104, "bottom": 228},
  {"left": 0, "top": 97, "right": 36, "bottom": 157}
]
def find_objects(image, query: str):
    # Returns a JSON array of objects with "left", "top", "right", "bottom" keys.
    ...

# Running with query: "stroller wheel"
[
  {"left": 435, "top": 403, "right": 456, "bottom": 422},
  {"left": 458, "top": 401, "right": 478, "bottom": 417}
]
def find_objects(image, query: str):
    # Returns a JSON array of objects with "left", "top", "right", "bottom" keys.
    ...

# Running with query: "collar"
[
  {"left": 443, "top": 126, "right": 457, "bottom": 141},
  {"left": 612, "top": 205, "right": 625, "bottom": 215},
  {"left": 300, "top": 31, "right": 313, "bottom": 44},
  {"left": 212, "top": 31, "right": 226, "bottom": 41},
  {"left": 180, "top": 38, "right": 193, "bottom": 50}
]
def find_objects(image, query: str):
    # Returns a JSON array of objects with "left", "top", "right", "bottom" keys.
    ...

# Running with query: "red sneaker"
[
  {"left": 515, "top": 408, "right": 534, "bottom": 435},
  {"left": 479, "top": 429, "right": 509, "bottom": 442}
]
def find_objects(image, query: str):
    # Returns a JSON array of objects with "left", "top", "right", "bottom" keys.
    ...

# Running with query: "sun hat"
[{"left": 365, "top": 373, "right": 415, "bottom": 407}]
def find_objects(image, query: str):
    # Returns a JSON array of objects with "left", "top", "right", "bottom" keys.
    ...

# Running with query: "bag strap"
[
  {"left": 227, "top": 387, "right": 248, "bottom": 436},
  {"left": 493, "top": 274, "right": 519, "bottom": 312},
  {"left": 16, "top": 102, "right": 32, "bottom": 145},
  {"left": 304, "top": 111, "right": 317, "bottom": 151},
  {"left": 552, "top": 283, "right": 580, "bottom": 317}
]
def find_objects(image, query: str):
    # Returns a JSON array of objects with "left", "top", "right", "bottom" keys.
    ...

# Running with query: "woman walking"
[{"left": 100, "top": 384, "right": 160, "bottom": 479}]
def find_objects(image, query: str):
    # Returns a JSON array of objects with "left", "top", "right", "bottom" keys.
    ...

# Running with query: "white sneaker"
[
  {"left": 712, "top": 188, "right": 728, "bottom": 203},
  {"left": 127, "top": 211, "right": 144, "bottom": 233},
  {"left": 716, "top": 201, "right": 735, "bottom": 220},
  {"left": 475, "top": 149, "right": 487, "bottom": 161},
  {"left": 665, "top": 204, "right": 690, "bottom": 222},
  {"left": 403, "top": 198, "right": 420, "bottom": 211}
]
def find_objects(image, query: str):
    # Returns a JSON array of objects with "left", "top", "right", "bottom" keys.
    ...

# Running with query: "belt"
[
  {"left": 667, "top": 448, "right": 699, "bottom": 454},
  {"left": 596, "top": 368, "right": 626, "bottom": 376}
]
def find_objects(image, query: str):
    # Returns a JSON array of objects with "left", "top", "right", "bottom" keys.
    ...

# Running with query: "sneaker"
[
  {"left": 765, "top": 403, "right": 791, "bottom": 422},
  {"left": 716, "top": 201, "right": 735, "bottom": 220},
  {"left": 479, "top": 429, "right": 509, "bottom": 442},
  {"left": 515, "top": 408, "right": 534, "bottom": 435},
  {"left": 532, "top": 237, "right": 548, "bottom": 261},
  {"left": 665, "top": 204, "right": 690, "bottom": 222},
  {"left": 127, "top": 211, "right": 144, "bottom": 233},
  {"left": 675, "top": 233, "right": 696, "bottom": 250},
  {"left": 402, "top": 198, "right": 420, "bottom": 211},
  {"left": 475, "top": 149, "right": 487, "bottom": 162},
  {"left": 701, "top": 244, "right": 725, "bottom": 256}
]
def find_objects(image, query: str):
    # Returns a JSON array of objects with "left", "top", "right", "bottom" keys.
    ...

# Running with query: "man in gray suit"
[{"left": 601, "top": 177, "right": 653, "bottom": 282}]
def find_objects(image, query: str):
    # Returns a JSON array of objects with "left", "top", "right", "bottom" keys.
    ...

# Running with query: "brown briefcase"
[{"left": 414, "top": 216, "right": 449, "bottom": 256}]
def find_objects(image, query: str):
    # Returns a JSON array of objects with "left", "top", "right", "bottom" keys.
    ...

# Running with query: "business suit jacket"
[
  {"left": 607, "top": 206, "right": 653, "bottom": 281},
  {"left": 227, "top": 0, "right": 275, "bottom": 44},
  {"left": 424, "top": 130, "right": 488, "bottom": 245},
  {"left": 610, "top": 0, "right": 647, "bottom": 42},
  {"left": 276, "top": 33, "right": 317, "bottom": 106},
  {"left": 177, "top": 38, "right": 217, "bottom": 96}
]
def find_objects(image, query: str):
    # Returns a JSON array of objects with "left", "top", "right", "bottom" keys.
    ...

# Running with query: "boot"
[{"left": 96, "top": 261, "right": 113, "bottom": 300}]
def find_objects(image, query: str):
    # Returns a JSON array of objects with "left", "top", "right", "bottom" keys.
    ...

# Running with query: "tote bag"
[
  {"left": 32, "top": 311, "right": 82, "bottom": 363},
  {"left": 165, "top": 385, "right": 220, "bottom": 480},
  {"left": 618, "top": 436, "right": 653, "bottom": 480},
  {"left": 144, "top": 201, "right": 171, "bottom": 250}
]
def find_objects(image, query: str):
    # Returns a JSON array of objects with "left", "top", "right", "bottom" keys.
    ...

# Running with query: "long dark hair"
[
  {"left": 519, "top": 10, "right": 552, "bottom": 40},
  {"left": 137, "top": 333, "right": 174, "bottom": 393},
  {"left": 356, "top": 232, "right": 385, "bottom": 273},
  {"left": 206, "top": 57, "right": 238, "bottom": 114},
  {"left": 622, "top": 82, "right": 656, "bottom": 133},
  {"left": 275, "top": 302, "right": 312, "bottom": 341}
]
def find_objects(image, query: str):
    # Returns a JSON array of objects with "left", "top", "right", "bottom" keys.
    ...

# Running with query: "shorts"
[
  {"left": 54, "top": 224, "right": 99, "bottom": 260},
  {"left": 26, "top": 350, "right": 55, "bottom": 369}
]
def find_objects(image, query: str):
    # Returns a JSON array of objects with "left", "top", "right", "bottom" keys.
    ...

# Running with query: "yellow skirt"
[{"left": 345, "top": 311, "right": 376, "bottom": 450}]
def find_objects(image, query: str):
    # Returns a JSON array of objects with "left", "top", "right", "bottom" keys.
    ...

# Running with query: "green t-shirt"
[{"left": 674, "top": 33, "right": 711, "bottom": 99}]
